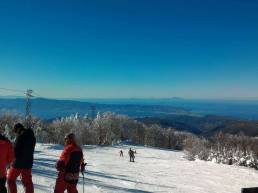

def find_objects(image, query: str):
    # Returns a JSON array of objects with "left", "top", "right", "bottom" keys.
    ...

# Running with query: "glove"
[
  {"left": 81, "top": 162, "right": 87, "bottom": 173},
  {"left": 56, "top": 160, "right": 65, "bottom": 172}
]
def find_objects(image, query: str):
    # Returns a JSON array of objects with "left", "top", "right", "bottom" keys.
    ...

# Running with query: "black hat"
[
  {"left": 64, "top": 133, "right": 75, "bottom": 140},
  {"left": 13, "top": 123, "right": 25, "bottom": 132}
]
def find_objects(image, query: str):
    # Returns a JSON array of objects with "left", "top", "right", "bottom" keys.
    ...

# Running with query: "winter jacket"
[
  {"left": 0, "top": 134, "right": 15, "bottom": 177},
  {"left": 13, "top": 129, "right": 36, "bottom": 169},
  {"left": 129, "top": 149, "right": 135, "bottom": 158},
  {"left": 56, "top": 143, "right": 84, "bottom": 184}
]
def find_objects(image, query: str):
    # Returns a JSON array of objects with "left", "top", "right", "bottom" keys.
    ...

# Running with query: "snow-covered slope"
[{"left": 16, "top": 144, "right": 258, "bottom": 193}]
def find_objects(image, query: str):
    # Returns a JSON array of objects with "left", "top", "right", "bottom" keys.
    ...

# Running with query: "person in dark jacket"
[
  {"left": 54, "top": 133, "right": 86, "bottom": 193},
  {"left": 0, "top": 131, "right": 15, "bottom": 193},
  {"left": 128, "top": 148, "right": 135, "bottom": 162},
  {"left": 119, "top": 150, "right": 124, "bottom": 157},
  {"left": 7, "top": 123, "right": 36, "bottom": 193}
]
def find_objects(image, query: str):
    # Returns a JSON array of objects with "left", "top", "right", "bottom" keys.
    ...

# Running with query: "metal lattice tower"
[
  {"left": 0, "top": 87, "right": 36, "bottom": 129},
  {"left": 91, "top": 105, "right": 96, "bottom": 119},
  {"left": 25, "top": 89, "right": 33, "bottom": 129}
]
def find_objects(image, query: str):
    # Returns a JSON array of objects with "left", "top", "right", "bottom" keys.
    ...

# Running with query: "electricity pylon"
[
  {"left": 91, "top": 105, "right": 96, "bottom": 119},
  {"left": 25, "top": 89, "right": 33, "bottom": 129}
]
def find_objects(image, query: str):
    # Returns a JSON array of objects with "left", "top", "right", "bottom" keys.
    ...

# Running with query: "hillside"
[
  {"left": 15, "top": 143, "right": 258, "bottom": 193},
  {"left": 137, "top": 115, "right": 258, "bottom": 136}
]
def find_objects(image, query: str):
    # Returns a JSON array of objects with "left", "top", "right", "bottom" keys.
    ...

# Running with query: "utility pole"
[
  {"left": 91, "top": 105, "right": 96, "bottom": 119},
  {"left": 0, "top": 87, "right": 35, "bottom": 129},
  {"left": 25, "top": 89, "right": 33, "bottom": 129}
]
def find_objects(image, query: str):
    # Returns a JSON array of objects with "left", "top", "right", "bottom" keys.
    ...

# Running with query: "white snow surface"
[{"left": 15, "top": 143, "right": 258, "bottom": 193}]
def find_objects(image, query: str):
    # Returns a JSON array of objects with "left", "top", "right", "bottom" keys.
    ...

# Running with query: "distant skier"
[
  {"left": 54, "top": 133, "right": 86, "bottom": 193},
  {"left": 128, "top": 148, "right": 135, "bottom": 162},
  {"left": 8, "top": 123, "right": 36, "bottom": 193},
  {"left": 0, "top": 130, "right": 15, "bottom": 193},
  {"left": 120, "top": 150, "right": 124, "bottom": 157}
]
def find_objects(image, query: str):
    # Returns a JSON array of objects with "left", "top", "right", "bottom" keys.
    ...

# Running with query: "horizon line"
[{"left": 1, "top": 95, "right": 258, "bottom": 101}]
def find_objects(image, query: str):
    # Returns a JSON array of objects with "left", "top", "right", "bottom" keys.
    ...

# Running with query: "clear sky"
[{"left": 0, "top": 0, "right": 258, "bottom": 99}]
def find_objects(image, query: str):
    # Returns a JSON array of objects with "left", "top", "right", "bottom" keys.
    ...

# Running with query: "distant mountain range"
[
  {"left": 1, "top": 97, "right": 258, "bottom": 137},
  {"left": 71, "top": 98, "right": 258, "bottom": 120},
  {"left": 0, "top": 97, "right": 192, "bottom": 119}
]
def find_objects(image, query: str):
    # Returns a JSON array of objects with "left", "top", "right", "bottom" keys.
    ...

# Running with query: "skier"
[
  {"left": 0, "top": 130, "right": 15, "bottom": 193},
  {"left": 119, "top": 150, "right": 124, "bottom": 157},
  {"left": 128, "top": 148, "right": 135, "bottom": 162},
  {"left": 7, "top": 123, "right": 36, "bottom": 193},
  {"left": 54, "top": 133, "right": 86, "bottom": 193}
]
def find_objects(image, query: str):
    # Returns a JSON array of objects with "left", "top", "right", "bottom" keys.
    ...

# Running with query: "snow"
[{"left": 15, "top": 143, "right": 258, "bottom": 193}]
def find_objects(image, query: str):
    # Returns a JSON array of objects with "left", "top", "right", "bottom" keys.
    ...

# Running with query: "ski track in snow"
[{"left": 15, "top": 143, "right": 258, "bottom": 193}]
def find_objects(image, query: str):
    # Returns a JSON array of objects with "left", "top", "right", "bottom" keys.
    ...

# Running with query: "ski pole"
[
  {"left": 82, "top": 162, "right": 87, "bottom": 193},
  {"left": 82, "top": 172, "right": 85, "bottom": 193}
]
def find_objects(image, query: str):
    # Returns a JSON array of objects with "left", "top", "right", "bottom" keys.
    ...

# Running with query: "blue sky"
[{"left": 0, "top": 0, "right": 258, "bottom": 99}]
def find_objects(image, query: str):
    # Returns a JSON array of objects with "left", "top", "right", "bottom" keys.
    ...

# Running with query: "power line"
[
  {"left": 0, "top": 87, "right": 25, "bottom": 94},
  {"left": 0, "top": 94, "right": 24, "bottom": 98},
  {"left": 32, "top": 92, "right": 43, "bottom": 98}
]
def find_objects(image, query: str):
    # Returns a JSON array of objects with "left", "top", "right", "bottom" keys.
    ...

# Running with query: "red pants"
[
  {"left": 7, "top": 168, "right": 34, "bottom": 193},
  {"left": 54, "top": 172, "right": 78, "bottom": 193}
]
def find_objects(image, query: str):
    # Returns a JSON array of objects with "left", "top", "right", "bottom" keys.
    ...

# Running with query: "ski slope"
[{"left": 16, "top": 143, "right": 258, "bottom": 193}]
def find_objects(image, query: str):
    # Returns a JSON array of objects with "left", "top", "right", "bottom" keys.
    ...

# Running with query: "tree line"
[{"left": 1, "top": 111, "right": 258, "bottom": 169}]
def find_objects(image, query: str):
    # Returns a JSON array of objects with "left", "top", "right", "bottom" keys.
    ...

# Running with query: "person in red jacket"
[
  {"left": 54, "top": 133, "right": 86, "bottom": 193},
  {"left": 0, "top": 131, "right": 15, "bottom": 193}
]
